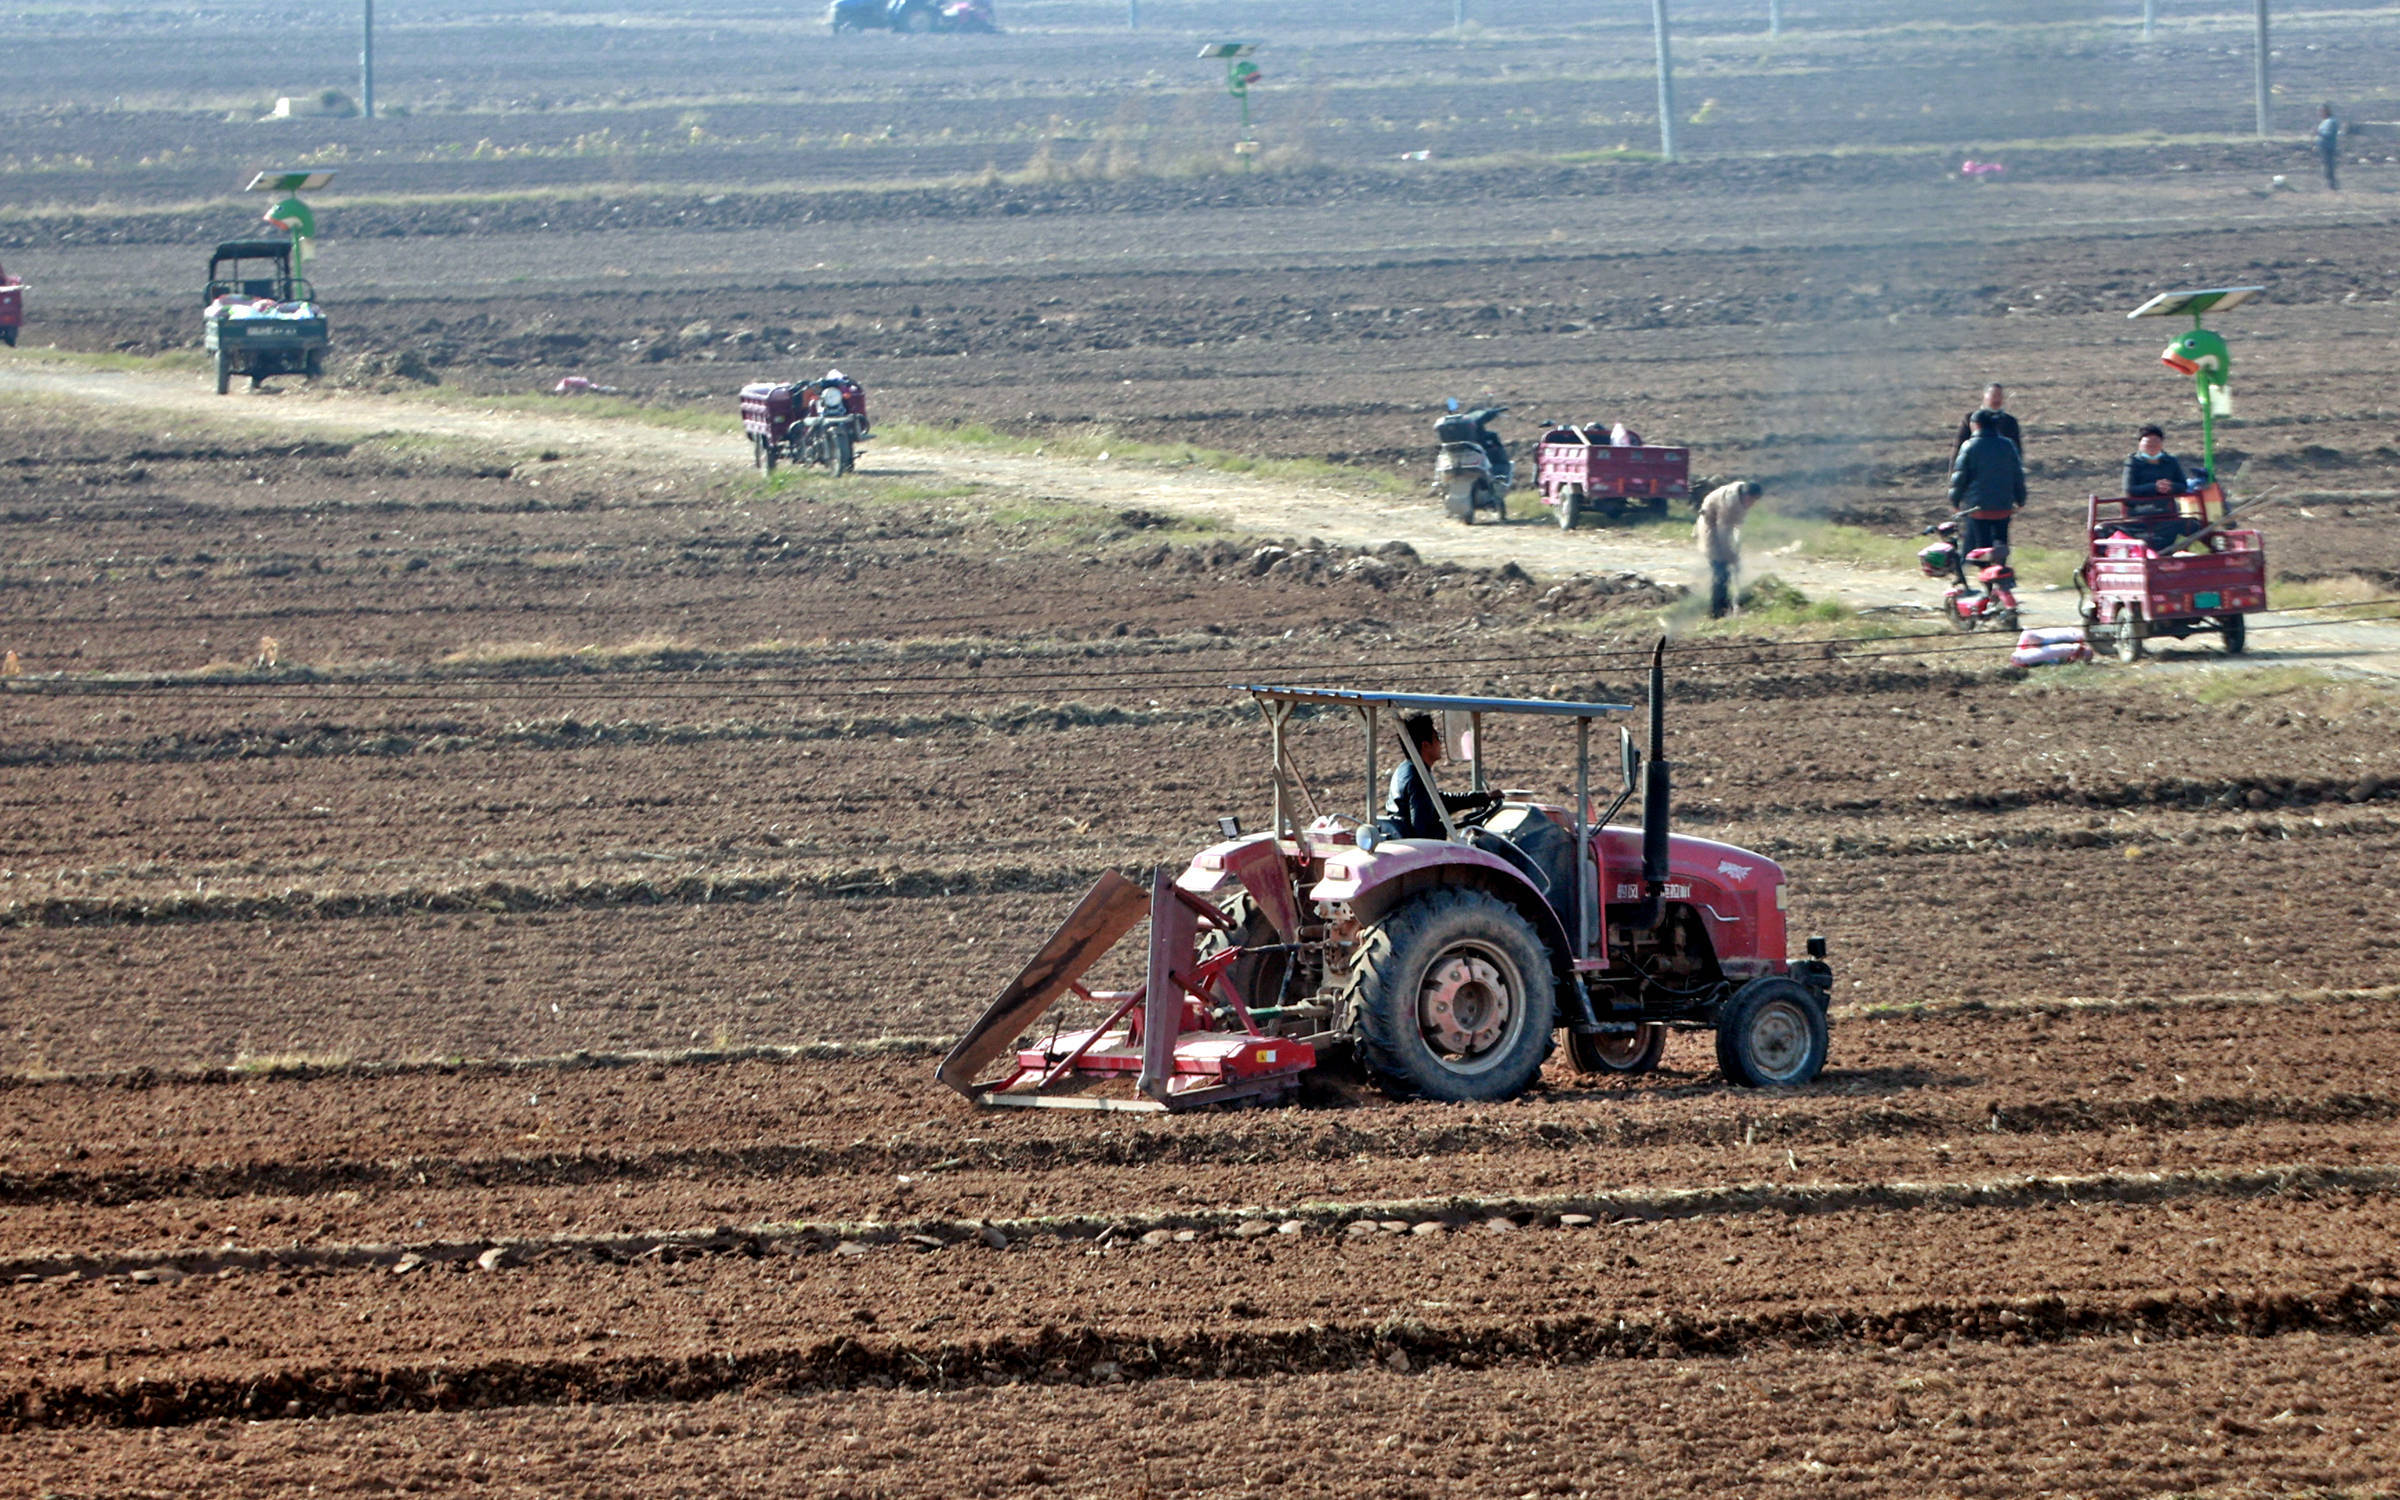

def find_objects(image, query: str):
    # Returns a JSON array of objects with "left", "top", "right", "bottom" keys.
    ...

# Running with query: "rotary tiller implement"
[{"left": 939, "top": 643, "right": 1834, "bottom": 1112}]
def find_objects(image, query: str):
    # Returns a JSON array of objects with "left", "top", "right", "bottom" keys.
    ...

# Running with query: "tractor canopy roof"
[
  {"left": 1238, "top": 686, "right": 1633, "bottom": 719},
  {"left": 209, "top": 239, "right": 295, "bottom": 266}
]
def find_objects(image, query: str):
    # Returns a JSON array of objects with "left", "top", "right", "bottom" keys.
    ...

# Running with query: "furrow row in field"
[
  {"left": 7, "top": 1162, "right": 2396, "bottom": 1286},
  {"left": 7, "top": 1088, "right": 2399, "bottom": 1214},
  {"left": 7, "top": 1284, "right": 2397, "bottom": 1434}
]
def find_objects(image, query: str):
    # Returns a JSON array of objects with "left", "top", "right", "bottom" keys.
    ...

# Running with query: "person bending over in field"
[
  {"left": 1695, "top": 479, "right": 1764, "bottom": 619},
  {"left": 1383, "top": 713, "right": 1497, "bottom": 842}
]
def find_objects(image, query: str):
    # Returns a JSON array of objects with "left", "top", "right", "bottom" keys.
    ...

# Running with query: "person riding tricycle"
[{"left": 2076, "top": 423, "right": 2267, "bottom": 661}]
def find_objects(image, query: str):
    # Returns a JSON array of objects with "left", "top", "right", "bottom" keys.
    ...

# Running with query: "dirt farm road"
[{"left": 8, "top": 354, "right": 2399, "bottom": 675}]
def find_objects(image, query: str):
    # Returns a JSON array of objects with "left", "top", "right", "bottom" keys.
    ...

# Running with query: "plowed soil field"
[
  {"left": 9, "top": 1, "right": 2400, "bottom": 1492},
  {"left": 5, "top": 400, "right": 2400, "bottom": 1497}
]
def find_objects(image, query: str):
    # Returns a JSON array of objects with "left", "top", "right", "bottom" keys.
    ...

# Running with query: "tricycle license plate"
[{"left": 2195, "top": 591, "right": 2222, "bottom": 610}]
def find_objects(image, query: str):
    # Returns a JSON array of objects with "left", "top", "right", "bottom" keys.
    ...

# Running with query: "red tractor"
[{"left": 940, "top": 645, "right": 1833, "bottom": 1111}]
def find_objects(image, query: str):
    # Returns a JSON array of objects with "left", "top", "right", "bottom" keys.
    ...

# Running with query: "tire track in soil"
[
  {"left": 8, "top": 1284, "right": 2399, "bottom": 1434},
  {"left": 7, "top": 1092, "right": 2398, "bottom": 1213},
  {"left": 9, "top": 1161, "right": 2397, "bottom": 1285}
]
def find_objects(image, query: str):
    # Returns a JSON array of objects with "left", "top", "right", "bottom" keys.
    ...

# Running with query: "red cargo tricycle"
[
  {"left": 2077, "top": 483, "right": 2265, "bottom": 660},
  {"left": 741, "top": 376, "right": 869, "bottom": 475},
  {"left": 0, "top": 261, "right": 23, "bottom": 347},
  {"left": 1533, "top": 423, "right": 1690, "bottom": 529}
]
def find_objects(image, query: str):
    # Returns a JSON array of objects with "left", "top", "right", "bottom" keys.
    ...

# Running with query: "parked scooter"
[
  {"left": 1918, "top": 515, "right": 2020, "bottom": 632},
  {"left": 1433, "top": 402, "right": 1512, "bottom": 525}
]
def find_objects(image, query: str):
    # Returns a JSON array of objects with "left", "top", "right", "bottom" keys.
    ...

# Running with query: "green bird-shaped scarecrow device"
[{"left": 2128, "top": 286, "right": 2262, "bottom": 478}]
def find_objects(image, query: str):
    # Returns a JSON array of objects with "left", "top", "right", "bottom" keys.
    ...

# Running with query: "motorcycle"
[
  {"left": 799, "top": 380, "right": 865, "bottom": 475},
  {"left": 1433, "top": 403, "right": 1512, "bottom": 525},
  {"left": 1918, "top": 516, "right": 2020, "bottom": 632}
]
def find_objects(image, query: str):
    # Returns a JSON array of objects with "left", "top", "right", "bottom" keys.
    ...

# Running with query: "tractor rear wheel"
[
  {"left": 2, "top": 325, "right": 16, "bottom": 347},
  {"left": 2116, "top": 606, "right": 2146, "bottom": 663},
  {"left": 1556, "top": 488, "right": 1580, "bottom": 530},
  {"left": 2221, "top": 614, "right": 2247, "bottom": 655},
  {"left": 1715, "top": 977, "right": 1828, "bottom": 1088},
  {"left": 1567, "top": 1023, "right": 1666, "bottom": 1077},
  {"left": 1342, "top": 887, "right": 1555, "bottom": 1102}
]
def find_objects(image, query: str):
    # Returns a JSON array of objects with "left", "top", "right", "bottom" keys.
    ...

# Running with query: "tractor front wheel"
[
  {"left": 1, "top": 326, "right": 16, "bottom": 347},
  {"left": 833, "top": 425, "right": 855, "bottom": 476},
  {"left": 1567, "top": 1023, "right": 1666, "bottom": 1077},
  {"left": 1555, "top": 488, "right": 1580, "bottom": 530},
  {"left": 2221, "top": 614, "right": 2247, "bottom": 655},
  {"left": 214, "top": 347, "right": 232, "bottom": 395},
  {"left": 1715, "top": 977, "right": 1828, "bottom": 1088},
  {"left": 1343, "top": 887, "right": 1555, "bottom": 1102}
]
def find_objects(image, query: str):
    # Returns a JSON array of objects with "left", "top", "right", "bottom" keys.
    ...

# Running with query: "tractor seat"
[{"left": 1478, "top": 805, "right": 1578, "bottom": 905}]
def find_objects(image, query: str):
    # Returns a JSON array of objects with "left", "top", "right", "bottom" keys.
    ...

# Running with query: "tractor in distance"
[{"left": 940, "top": 643, "right": 1834, "bottom": 1112}]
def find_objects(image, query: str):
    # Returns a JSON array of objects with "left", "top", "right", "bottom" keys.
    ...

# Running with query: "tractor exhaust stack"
[{"left": 1630, "top": 638, "right": 1673, "bottom": 931}]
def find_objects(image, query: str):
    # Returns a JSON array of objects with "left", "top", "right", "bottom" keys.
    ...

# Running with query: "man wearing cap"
[{"left": 1948, "top": 407, "right": 2026, "bottom": 560}]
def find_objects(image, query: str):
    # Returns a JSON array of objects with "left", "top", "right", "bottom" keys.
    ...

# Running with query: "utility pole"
[
  {"left": 2252, "top": 0, "right": 2270, "bottom": 137},
  {"left": 1455, "top": 0, "right": 1466, "bottom": 32},
  {"left": 361, "top": 0, "right": 375, "bottom": 120},
  {"left": 2141, "top": 0, "right": 2154, "bottom": 42},
  {"left": 1128, "top": 0, "right": 1138, "bottom": 30},
  {"left": 1651, "top": 0, "right": 1677, "bottom": 162},
  {"left": 1768, "top": 0, "right": 1780, "bottom": 40}
]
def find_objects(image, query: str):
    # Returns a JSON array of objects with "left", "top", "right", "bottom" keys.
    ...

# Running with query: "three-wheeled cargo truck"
[
  {"left": 1534, "top": 424, "right": 1692, "bottom": 528},
  {"left": 202, "top": 239, "right": 328, "bottom": 393},
  {"left": 2078, "top": 482, "right": 2267, "bottom": 660}
]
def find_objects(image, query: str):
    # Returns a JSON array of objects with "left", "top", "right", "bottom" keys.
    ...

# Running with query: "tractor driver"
[{"left": 1384, "top": 713, "right": 1498, "bottom": 842}]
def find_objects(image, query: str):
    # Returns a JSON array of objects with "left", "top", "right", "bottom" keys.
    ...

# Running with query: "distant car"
[{"left": 829, "top": 0, "right": 997, "bottom": 33}]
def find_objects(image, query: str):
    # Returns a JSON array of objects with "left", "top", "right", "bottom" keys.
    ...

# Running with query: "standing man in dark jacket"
[
  {"left": 1952, "top": 383, "right": 2022, "bottom": 459},
  {"left": 1948, "top": 407, "right": 2026, "bottom": 559},
  {"left": 2317, "top": 104, "right": 2342, "bottom": 190}
]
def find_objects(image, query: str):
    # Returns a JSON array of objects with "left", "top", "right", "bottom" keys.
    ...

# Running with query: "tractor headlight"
[{"left": 1356, "top": 825, "right": 1381, "bottom": 853}]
